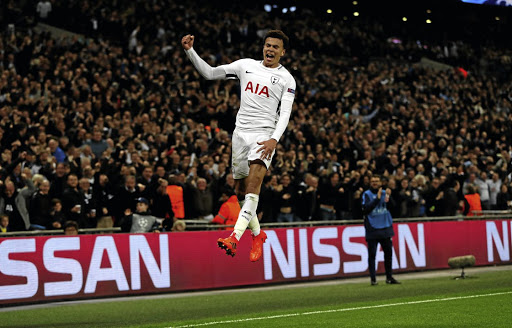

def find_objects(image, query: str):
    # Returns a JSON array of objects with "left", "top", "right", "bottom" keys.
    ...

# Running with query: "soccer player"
[{"left": 182, "top": 30, "right": 296, "bottom": 261}]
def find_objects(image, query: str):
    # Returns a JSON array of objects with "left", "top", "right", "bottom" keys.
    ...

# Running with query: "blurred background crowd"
[{"left": 0, "top": 0, "right": 511, "bottom": 233}]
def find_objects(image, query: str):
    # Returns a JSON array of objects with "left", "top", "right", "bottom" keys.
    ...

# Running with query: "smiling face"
[{"left": 262, "top": 37, "right": 285, "bottom": 68}]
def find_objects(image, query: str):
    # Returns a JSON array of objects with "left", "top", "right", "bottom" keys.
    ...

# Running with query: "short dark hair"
[
  {"left": 264, "top": 30, "right": 289, "bottom": 49},
  {"left": 64, "top": 220, "right": 79, "bottom": 231}
]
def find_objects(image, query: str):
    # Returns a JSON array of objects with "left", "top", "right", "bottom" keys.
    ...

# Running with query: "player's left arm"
[{"left": 257, "top": 77, "right": 296, "bottom": 160}]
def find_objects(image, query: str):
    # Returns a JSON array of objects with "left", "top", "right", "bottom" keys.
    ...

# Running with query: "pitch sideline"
[{"left": 170, "top": 290, "right": 512, "bottom": 328}]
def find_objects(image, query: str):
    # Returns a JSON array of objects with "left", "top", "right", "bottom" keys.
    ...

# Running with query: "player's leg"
[
  {"left": 238, "top": 162, "right": 268, "bottom": 261},
  {"left": 232, "top": 161, "right": 266, "bottom": 240},
  {"left": 217, "top": 130, "right": 249, "bottom": 256}
]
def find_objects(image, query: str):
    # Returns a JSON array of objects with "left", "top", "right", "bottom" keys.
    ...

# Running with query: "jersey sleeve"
[
  {"left": 271, "top": 76, "right": 296, "bottom": 141},
  {"left": 185, "top": 48, "right": 241, "bottom": 80}
]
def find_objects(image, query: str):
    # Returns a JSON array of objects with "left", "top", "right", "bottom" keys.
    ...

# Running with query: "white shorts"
[{"left": 231, "top": 129, "right": 274, "bottom": 180}]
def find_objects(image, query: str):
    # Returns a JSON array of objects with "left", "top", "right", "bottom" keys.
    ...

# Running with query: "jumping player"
[{"left": 182, "top": 30, "right": 296, "bottom": 262}]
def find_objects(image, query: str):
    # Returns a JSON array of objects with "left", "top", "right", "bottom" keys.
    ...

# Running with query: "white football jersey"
[{"left": 219, "top": 59, "right": 296, "bottom": 133}]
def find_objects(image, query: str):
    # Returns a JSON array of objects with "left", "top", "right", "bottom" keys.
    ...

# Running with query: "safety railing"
[{"left": 1, "top": 212, "right": 511, "bottom": 237}]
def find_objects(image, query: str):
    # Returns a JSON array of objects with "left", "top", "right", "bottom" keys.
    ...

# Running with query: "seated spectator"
[
  {"left": 212, "top": 189, "right": 240, "bottom": 229},
  {"left": 120, "top": 197, "right": 163, "bottom": 233},
  {"left": 63, "top": 220, "right": 79, "bottom": 235},
  {"left": 0, "top": 214, "right": 10, "bottom": 233}
]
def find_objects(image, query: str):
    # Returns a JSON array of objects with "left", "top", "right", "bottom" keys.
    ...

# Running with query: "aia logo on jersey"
[{"left": 245, "top": 81, "right": 269, "bottom": 98}]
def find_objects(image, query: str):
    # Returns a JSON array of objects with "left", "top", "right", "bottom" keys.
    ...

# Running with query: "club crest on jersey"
[
  {"left": 245, "top": 81, "right": 269, "bottom": 97},
  {"left": 271, "top": 76, "right": 279, "bottom": 85}
]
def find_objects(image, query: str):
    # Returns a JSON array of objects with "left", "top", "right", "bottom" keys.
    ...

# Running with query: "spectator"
[
  {"left": 295, "top": 174, "right": 319, "bottom": 221},
  {"left": 257, "top": 175, "right": 279, "bottom": 223},
  {"left": 29, "top": 179, "right": 55, "bottom": 229},
  {"left": 496, "top": 184, "right": 511, "bottom": 210},
  {"left": 442, "top": 180, "right": 462, "bottom": 216},
  {"left": 48, "top": 138, "right": 66, "bottom": 164},
  {"left": 50, "top": 198, "right": 65, "bottom": 229},
  {"left": 61, "top": 174, "right": 86, "bottom": 227},
  {"left": 423, "top": 177, "right": 444, "bottom": 217},
  {"left": 0, "top": 214, "right": 10, "bottom": 233},
  {"left": 0, "top": 176, "right": 36, "bottom": 231},
  {"left": 111, "top": 175, "right": 142, "bottom": 224},
  {"left": 171, "top": 220, "right": 187, "bottom": 232},
  {"left": 486, "top": 172, "right": 502, "bottom": 209},
  {"left": 85, "top": 130, "right": 109, "bottom": 159},
  {"left": 190, "top": 177, "right": 215, "bottom": 221},
  {"left": 120, "top": 197, "right": 163, "bottom": 233},
  {"left": 275, "top": 174, "right": 296, "bottom": 223},
  {"left": 49, "top": 162, "right": 70, "bottom": 199},
  {"left": 78, "top": 178, "right": 97, "bottom": 228},
  {"left": 318, "top": 172, "right": 343, "bottom": 220},
  {"left": 93, "top": 173, "right": 114, "bottom": 228},
  {"left": 151, "top": 178, "right": 175, "bottom": 231},
  {"left": 63, "top": 220, "right": 79, "bottom": 235}
]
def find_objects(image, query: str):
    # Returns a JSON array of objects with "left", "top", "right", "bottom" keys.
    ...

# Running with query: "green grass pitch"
[{"left": 1, "top": 269, "right": 511, "bottom": 328}]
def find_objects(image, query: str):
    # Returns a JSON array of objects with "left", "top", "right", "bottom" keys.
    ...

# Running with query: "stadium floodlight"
[
  {"left": 426, "top": 19, "right": 432, "bottom": 24},
  {"left": 402, "top": 17, "right": 407, "bottom": 22},
  {"left": 273, "top": 4, "right": 278, "bottom": 8},
  {"left": 282, "top": 8, "right": 288, "bottom": 13},
  {"left": 264, "top": 4, "right": 271, "bottom": 12},
  {"left": 353, "top": 11, "right": 359, "bottom": 16},
  {"left": 426, "top": 9, "right": 432, "bottom": 13},
  {"left": 290, "top": 6, "right": 296, "bottom": 12},
  {"left": 495, "top": 16, "right": 500, "bottom": 21},
  {"left": 327, "top": 9, "right": 333, "bottom": 14},
  {"left": 353, "top": 1, "right": 358, "bottom": 5}
]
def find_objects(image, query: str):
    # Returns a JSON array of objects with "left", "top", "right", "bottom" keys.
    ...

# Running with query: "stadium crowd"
[{"left": 0, "top": 0, "right": 511, "bottom": 233}]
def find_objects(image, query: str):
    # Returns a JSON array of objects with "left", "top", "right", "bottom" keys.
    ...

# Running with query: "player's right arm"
[{"left": 182, "top": 34, "right": 228, "bottom": 80}]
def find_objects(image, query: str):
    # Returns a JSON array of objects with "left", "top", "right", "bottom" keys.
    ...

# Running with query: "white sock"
[
  {"left": 233, "top": 193, "right": 259, "bottom": 240},
  {"left": 248, "top": 214, "right": 260, "bottom": 236},
  {"left": 238, "top": 198, "right": 246, "bottom": 209}
]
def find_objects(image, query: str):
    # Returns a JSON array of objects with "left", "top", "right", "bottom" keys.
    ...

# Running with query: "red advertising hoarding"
[{"left": 1, "top": 220, "right": 511, "bottom": 305}]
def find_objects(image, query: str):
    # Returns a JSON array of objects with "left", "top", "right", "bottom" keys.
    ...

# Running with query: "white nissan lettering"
[
  {"left": 263, "top": 230, "right": 296, "bottom": 280},
  {"left": 312, "top": 227, "right": 340, "bottom": 276},
  {"left": 0, "top": 239, "right": 38, "bottom": 300},
  {"left": 43, "top": 237, "right": 82, "bottom": 297},
  {"left": 342, "top": 226, "right": 368, "bottom": 274},
  {"left": 130, "top": 234, "right": 170, "bottom": 290},
  {"left": 486, "top": 220, "right": 510, "bottom": 262},
  {"left": 84, "top": 236, "right": 130, "bottom": 293}
]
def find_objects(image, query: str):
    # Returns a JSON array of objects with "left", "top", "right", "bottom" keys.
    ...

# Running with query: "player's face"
[{"left": 263, "top": 37, "right": 285, "bottom": 68}]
